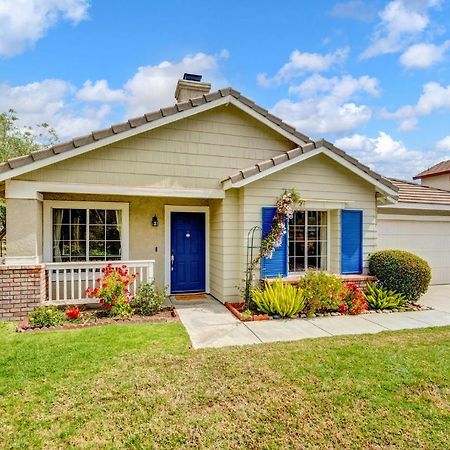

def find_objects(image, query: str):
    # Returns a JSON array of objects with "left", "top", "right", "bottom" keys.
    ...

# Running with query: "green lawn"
[{"left": 0, "top": 321, "right": 449, "bottom": 449}]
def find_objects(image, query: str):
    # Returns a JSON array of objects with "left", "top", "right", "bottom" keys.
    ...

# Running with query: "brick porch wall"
[{"left": 0, "top": 265, "right": 46, "bottom": 321}]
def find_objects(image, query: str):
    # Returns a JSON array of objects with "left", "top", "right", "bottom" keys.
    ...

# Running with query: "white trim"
[
  {"left": 224, "top": 146, "right": 398, "bottom": 198},
  {"left": 6, "top": 180, "right": 224, "bottom": 200},
  {"left": 378, "top": 214, "right": 450, "bottom": 222},
  {"left": 378, "top": 202, "right": 450, "bottom": 211},
  {"left": 0, "top": 95, "right": 308, "bottom": 183},
  {"left": 164, "top": 205, "right": 210, "bottom": 294},
  {"left": 302, "top": 199, "right": 355, "bottom": 209},
  {"left": 43, "top": 200, "right": 129, "bottom": 263}
]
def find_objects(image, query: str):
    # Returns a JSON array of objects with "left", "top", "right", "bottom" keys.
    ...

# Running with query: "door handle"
[{"left": 171, "top": 252, "right": 175, "bottom": 271}]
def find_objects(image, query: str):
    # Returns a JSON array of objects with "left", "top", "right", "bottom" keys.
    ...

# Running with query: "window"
[
  {"left": 52, "top": 207, "right": 123, "bottom": 262},
  {"left": 288, "top": 210, "right": 328, "bottom": 272}
]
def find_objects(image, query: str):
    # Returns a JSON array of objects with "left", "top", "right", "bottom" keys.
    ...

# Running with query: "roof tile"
[
  {"left": 111, "top": 123, "right": 131, "bottom": 134},
  {"left": 287, "top": 148, "right": 301, "bottom": 159},
  {"left": 73, "top": 134, "right": 94, "bottom": 148},
  {"left": 31, "top": 148, "right": 55, "bottom": 161},
  {"left": 52, "top": 141, "right": 75, "bottom": 154},
  {"left": 279, "top": 122, "right": 296, "bottom": 134},
  {"left": 128, "top": 116, "right": 147, "bottom": 128},
  {"left": 256, "top": 159, "right": 274, "bottom": 172},
  {"left": 272, "top": 153, "right": 289, "bottom": 165},
  {"left": 92, "top": 128, "right": 114, "bottom": 141},
  {"left": 229, "top": 88, "right": 241, "bottom": 98},
  {"left": 190, "top": 96, "right": 207, "bottom": 107},
  {"left": 413, "top": 160, "right": 450, "bottom": 179},
  {"left": 8, "top": 155, "right": 34, "bottom": 169},
  {"left": 237, "top": 95, "right": 255, "bottom": 108},
  {"left": 240, "top": 166, "right": 259, "bottom": 179},
  {"left": 204, "top": 91, "right": 222, "bottom": 102},
  {"left": 145, "top": 110, "right": 163, "bottom": 122},
  {"left": 265, "top": 113, "right": 282, "bottom": 125},
  {"left": 0, "top": 163, "right": 10, "bottom": 174},
  {"left": 160, "top": 106, "right": 178, "bottom": 116},
  {"left": 301, "top": 142, "right": 315, "bottom": 153},
  {"left": 389, "top": 178, "right": 450, "bottom": 205},
  {"left": 219, "top": 87, "right": 232, "bottom": 97},
  {"left": 176, "top": 101, "right": 192, "bottom": 111}
]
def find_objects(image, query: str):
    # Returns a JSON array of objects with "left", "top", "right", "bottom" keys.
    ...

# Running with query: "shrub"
[
  {"left": 340, "top": 283, "right": 368, "bottom": 315},
  {"left": 65, "top": 306, "right": 80, "bottom": 320},
  {"left": 29, "top": 306, "right": 66, "bottom": 328},
  {"left": 298, "top": 271, "right": 346, "bottom": 315},
  {"left": 133, "top": 282, "right": 166, "bottom": 316},
  {"left": 86, "top": 264, "right": 135, "bottom": 318},
  {"left": 251, "top": 278, "right": 305, "bottom": 318},
  {"left": 369, "top": 250, "right": 431, "bottom": 302},
  {"left": 363, "top": 282, "right": 406, "bottom": 310}
]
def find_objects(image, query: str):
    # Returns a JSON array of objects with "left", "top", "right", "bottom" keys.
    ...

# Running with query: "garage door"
[{"left": 378, "top": 215, "right": 450, "bottom": 285}]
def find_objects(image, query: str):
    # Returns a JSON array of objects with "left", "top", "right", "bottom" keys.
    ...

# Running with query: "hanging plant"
[{"left": 244, "top": 189, "right": 303, "bottom": 306}]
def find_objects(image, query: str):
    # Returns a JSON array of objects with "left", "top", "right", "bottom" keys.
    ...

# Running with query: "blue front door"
[{"left": 170, "top": 212, "right": 206, "bottom": 293}]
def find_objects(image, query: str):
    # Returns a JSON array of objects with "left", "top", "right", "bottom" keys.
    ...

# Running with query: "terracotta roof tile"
[
  {"left": 389, "top": 178, "right": 450, "bottom": 205},
  {"left": 413, "top": 160, "right": 450, "bottom": 179}
]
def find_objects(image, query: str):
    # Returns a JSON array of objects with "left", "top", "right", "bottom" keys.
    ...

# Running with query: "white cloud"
[
  {"left": 270, "top": 74, "right": 379, "bottom": 135},
  {"left": 257, "top": 47, "right": 349, "bottom": 87},
  {"left": 0, "top": 51, "right": 229, "bottom": 139},
  {"left": 0, "top": 0, "right": 89, "bottom": 57},
  {"left": 335, "top": 131, "right": 448, "bottom": 178},
  {"left": 0, "top": 79, "right": 110, "bottom": 139},
  {"left": 330, "top": 0, "right": 377, "bottom": 22},
  {"left": 436, "top": 135, "right": 450, "bottom": 152},
  {"left": 361, "top": 0, "right": 441, "bottom": 59},
  {"left": 400, "top": 41, "right": 450, "bottom": 68},
  {"left": 76, "top": 80, "right": 127, "bottom": 103},
  {"left": 124, "top": 50, "right": 228, "bottom": 115},
  {"left": 381, "top": 81, "right": 450, "bottom": 130}
]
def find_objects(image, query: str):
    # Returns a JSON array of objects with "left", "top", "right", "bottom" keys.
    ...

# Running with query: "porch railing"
[{"left": 44, "top": 260, "right": 155, "bottom": 305}]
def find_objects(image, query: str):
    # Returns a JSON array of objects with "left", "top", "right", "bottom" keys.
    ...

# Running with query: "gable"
[{"left": 15, "top": 105, "right": 298, "bottom": 190}]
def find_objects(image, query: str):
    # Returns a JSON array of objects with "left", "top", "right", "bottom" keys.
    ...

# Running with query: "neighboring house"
[
  {"left": 413, "top": 160, "right": 450, "bottom": 191},
  {"left": 0, "top": 74, "right": 449, "bottom": 312}
]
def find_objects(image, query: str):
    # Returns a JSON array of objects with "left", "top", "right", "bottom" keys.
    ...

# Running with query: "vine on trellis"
[{"left": 244, "top": 189, "right": 303, "bottom": 306}]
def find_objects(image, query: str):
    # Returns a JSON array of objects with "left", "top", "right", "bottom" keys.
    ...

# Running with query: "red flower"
[{"left": 65, "top": 306, "right": 80, "bottom": 320}]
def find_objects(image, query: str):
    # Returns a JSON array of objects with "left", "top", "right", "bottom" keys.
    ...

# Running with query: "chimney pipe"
[{"left": 175, "top": 73, "right": 211, "bottom": 102}]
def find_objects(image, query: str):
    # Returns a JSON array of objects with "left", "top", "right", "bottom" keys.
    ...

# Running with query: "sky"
[{"left": 1, "top": 0, "right": 450, "bottom": 179}]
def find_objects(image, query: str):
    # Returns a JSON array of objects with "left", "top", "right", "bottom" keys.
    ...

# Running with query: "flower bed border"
[
  {"left": 224, "top": 302, "right": 269, "bottom": 321},
  {"left": 17, "top": 308, "right": 178, "bottom": 333},
  {"left": 225, "top": 302, "right": 431, "bottom": 322}
]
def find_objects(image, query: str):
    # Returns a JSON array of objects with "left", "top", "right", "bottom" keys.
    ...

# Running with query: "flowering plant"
[
  {"left": 65, "top": 306, "right": 80, "bottom": 320},
  {"left": 339, "top": 283, "right": 368, "bottom": 315},
  {"left": 261, "top": 189, "right": 303, "bottom": 259},
  {"left": 86, "top": 264, "right": 136, "bottom": 318}
]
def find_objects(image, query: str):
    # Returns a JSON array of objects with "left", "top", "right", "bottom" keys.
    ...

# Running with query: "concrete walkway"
[{"left": 175, "top": 285, "right": 450, "bottom": 349}]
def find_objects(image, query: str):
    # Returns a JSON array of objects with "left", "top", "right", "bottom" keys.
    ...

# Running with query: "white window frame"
[
  {"left": 164, "top": 205, "right": 210, "bottom": 294},
  {"left": 288, "top": 209, "right": 331, "bottom": 274},
  {"left": 43, "top": 200, "right": 129, "bottom": 263}
]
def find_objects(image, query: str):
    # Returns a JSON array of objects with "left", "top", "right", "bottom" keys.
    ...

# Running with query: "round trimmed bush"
[{"left": 368, "top": 250, "right": 431, "bottom": 302}]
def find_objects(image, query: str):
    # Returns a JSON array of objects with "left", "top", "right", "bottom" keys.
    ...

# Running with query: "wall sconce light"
[{"left": 151, "top": 214, "right": 159, "bottom": 227}]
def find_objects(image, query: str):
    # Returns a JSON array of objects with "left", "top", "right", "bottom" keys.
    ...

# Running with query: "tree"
[{"left": 0, "top": 109, "right": 58, "bottom": 243}]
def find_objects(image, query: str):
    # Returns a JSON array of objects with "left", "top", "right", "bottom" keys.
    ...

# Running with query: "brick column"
[{"left": 0, "top": 265, "right": 46, "bottom": 321}]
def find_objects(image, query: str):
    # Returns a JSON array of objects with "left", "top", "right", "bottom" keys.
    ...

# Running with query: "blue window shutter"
[
  {"left": 341, "top": 210, "right": 363, "bottom": 274},
  {"left": 261, "top": 207, "right": 288, "bottom": 278}
]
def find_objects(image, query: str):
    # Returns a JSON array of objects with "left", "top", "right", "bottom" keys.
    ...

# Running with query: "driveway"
[{"left": 175, "top": 285, "right": 450, "bottom": 349}]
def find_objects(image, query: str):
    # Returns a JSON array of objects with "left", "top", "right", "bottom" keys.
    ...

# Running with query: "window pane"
[
  {"left": 71, "top": 241, "right": 86, "bottom": 257},
  {"left": 90, "top": 209, "right": 105, "bottom": 224},
  {"left": 60, "top": 241, "right": 71, "bottom": 256},
  {"left": 308, "top": 257, "right": 319, "bottom": 270},
  {"left": 295, "top": 256, "right": 305, "bottom": 272},
  {"left": 89, "top": 225, "right": 105, "bottom": 241},
  {"left": 106, "top": 210, "right": 121, "bottom": 225},
  {"left": 308, "top": 211, "right": 318, "bottom": 225},
  {"left": 308, "top": 227, "right": 318, "bottom": 239},
  {"left": 295, "top": 211, "right": 305, "bottom": 225},
  {"left": 106, "top": 241, "right": 121, "bottom": 257},
  {"left": 53, "top": 208, "right": 70, "bottom": 224},
  {"left": 295, "top": 226, "right": 305, "bottom": 241},
  {"left": 106, "top": 225, "right": 121, "bottom": 241},
  {"left": 289, "top": 257, "right": 295, "bottom": 272},
  {"left": 295, "top": 242, "right": 305, "bottom": 257},
  {"left": 308, "top": 242, "right": 318, "bottom": 257},
  {"left": 89, "top": 241, "right": 105, "bottom": 258},
  {"left": 70, "top": 224, "right": 86, "bottom": 241},
  {"left": 71, "top": 209, "right": 86, "bottom": 224}
]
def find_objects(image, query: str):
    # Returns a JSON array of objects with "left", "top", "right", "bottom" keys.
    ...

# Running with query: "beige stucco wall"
[{"left": 420, "top": 174, "right": 450, "bottom": 191}]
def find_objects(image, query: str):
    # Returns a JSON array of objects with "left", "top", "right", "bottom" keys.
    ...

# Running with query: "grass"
[{"left": 0, "top": 321, "right": 449, "bottom": 449}]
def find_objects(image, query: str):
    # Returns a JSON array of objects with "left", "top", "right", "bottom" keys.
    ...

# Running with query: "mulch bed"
[
  {"left": 17, "top": 309, "right": 178, "bottom": 333},
  {"left": 225, "top": 302, "right": 432, "bottom": 322}
]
